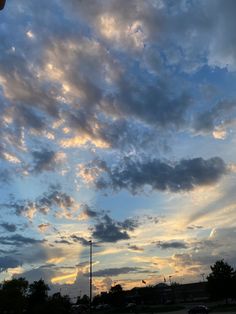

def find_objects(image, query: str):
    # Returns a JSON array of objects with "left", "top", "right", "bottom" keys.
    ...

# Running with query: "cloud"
[
  {"left": 0, "top": 246, "right": 67, "bottom": 280},
  {"left": 37, "top": 190, "right": 75, "bottom": 217},
  {"left": 15, "top": 265, "right": 56, "bottom": 283},
  {"left": 54, "top": 239, "right": 72, "bottom": 245},
  {"left": 0, "top": 0, "right": 235, "bottom": 188},
  {"left": 1, "top": 0, "right": 236, "bottom": 294},
  {"left": 127, "top": 245, "right": 144, "bottom": 252},
  {"left": 187, "top": 225, "right": 203, "bottom": 230},
  {"left": 13, "top": 243, "right": 64, "bottom": 266},
  {"left": 90, "top": 267, "right": 140, "bottom": 277},
  {"left": 193, "top": 100, "right": 236, "bottom": 135},
  {"left": 38, "top": 223, "right": 51, "bottom": 233},
  {"left": 31, "top": 149, "right": 58, "bottom": 173},
  {"left": 0, "top": 222, "right": 17, "bottom": 232},
  {"left": 0, "top": 234, "right": 45, "bottom": 246},
  {"left": 77, "top": 204, "right": 99, "bottom": 221},
  {"left": 92, "top": 215, "right": 138, "bottom": 243},
  {"left": 12, "top": 188, "right": 76, "bottom": 220},
  {"left": 118, "top": 218, "right": 139, "bottom": 231},
  {"left": 51, "top": 271, "right": 91, "bottom": 298},
  {"left": 70, "top": 235, "right": 91, "bottom": 246},
  {"left": 92, "top": 156, "right": 227, "bottom": 193},
  {"left": 0, "top": 256, "right": 21, "bottom": 272},
  {"left": 157, "top": 240, "right": 188, "bottom": 250},
  {"left": 81, "top": 204, "right": 98, "bottom": 218}
]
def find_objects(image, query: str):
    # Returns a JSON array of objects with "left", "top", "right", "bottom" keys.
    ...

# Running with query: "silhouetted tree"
[
  {"left": 109, "top": 284, "right": 125, "bottom": 307},
  {"left": 110, "top": 284, "right": 123, "bottom": 294},
  {"left": 93, "top": 291, "right": 110, "bottom": 306},
  {"left": 28, "top": 279, "right": 50, "bottom": 313},
  {"left": 78, "top": 294, "right": 90, "bottom": 305},
  {"left": 0, "top": 277, "right": 28, "bottom": 314},
  {"left": 47, "top": 292, "right": 72, "bottom": 314},
  {"left": 207, "top": 259, "right": 235, "bottom": 302}
]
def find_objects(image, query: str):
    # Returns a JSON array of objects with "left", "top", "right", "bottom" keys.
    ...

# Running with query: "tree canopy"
[{"left": 207, "top": 259, "right": 236, "bottom": 302}]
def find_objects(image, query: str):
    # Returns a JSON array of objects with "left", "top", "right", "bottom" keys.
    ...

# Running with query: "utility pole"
[{"left": 89, "top": 240, "right": 93, "bottom": 313}]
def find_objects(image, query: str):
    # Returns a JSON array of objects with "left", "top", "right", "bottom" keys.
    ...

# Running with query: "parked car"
[
  {"left": 72, "top": 304, "right": 88, "bottom": 314},
  {"left": 188, "top": 305, "right": 209, "bottom": 314},
  {"left": 95, "top": 304, "right": 110, "bottom": 310}
]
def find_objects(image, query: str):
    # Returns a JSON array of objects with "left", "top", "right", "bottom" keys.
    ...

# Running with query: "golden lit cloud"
[
  {"left": 51, "top": 272, "right": 77, "bottom": 284},
  {"left": 3, "top": 152, "right": 21, "bottom": 164},
  {"left": 26, "top": 30, "right": 35, "bottom": 39},
  {"left": 212, "top": 126, "right": 227, "bottom": 139},
  {"left": 47, "top": 257, "right": 65, "bottom": 265},
  {"left": 60, "top": 135, "right": 109, "bottom": 149}
]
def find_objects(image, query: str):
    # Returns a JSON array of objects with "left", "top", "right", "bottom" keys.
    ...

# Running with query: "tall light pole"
[{"left": 89, "top": 240, "right": 93, "bottom": 313}]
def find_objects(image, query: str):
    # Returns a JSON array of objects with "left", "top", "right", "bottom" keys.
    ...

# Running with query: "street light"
[
  {"left": 89, "top": 240, "right": 93, "bottom": 313},
  {"left": 0, "top": 0, "right": 6, "bottom": 10}
]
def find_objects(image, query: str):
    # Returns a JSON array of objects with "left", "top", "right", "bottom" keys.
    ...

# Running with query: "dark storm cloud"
[
  {"left": 0, "top": 234, "right": 45, "bottom": 246},
  {"left": 93, "top": 156, "right": 227, "bottom": 193},
  {"left": 0, "top": 256, "right": 21, "bottom": 272},
  {"left": 0, "top": 222, "right": 17, "bottom": 232},
  {"left": 87, "top": 267, "right": 140, "bottom": 277},
  {"left": 92, "top": 214, "right": 138, "bottom": 243},
  {"left": 157, "top": 240, "right": 188, "bottom": 250}
]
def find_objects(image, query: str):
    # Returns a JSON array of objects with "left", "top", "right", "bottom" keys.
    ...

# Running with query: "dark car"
[{"left": 188, "top": 305, "right": 209, "bottom": 314}]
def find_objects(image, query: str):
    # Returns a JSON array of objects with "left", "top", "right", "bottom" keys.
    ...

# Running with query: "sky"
[{"left": 1, "top": 0, "right": 236, "bottom": 297}]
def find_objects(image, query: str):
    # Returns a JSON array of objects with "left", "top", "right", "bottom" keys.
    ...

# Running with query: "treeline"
[
  {"left": 0, "top": 259, "right": 236, "bottom": 313},
  {"left": 0, "top": 278, "right": 72, "bottom": 314}
]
